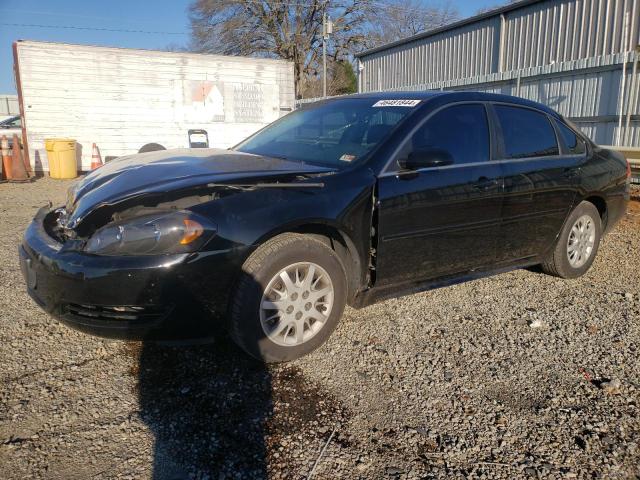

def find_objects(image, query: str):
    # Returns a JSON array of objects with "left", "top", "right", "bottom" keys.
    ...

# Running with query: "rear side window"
[
  {"left": 495, "top": 105, "right": 558, "bottom": 159},
  {"left": 407, "top": 104, "right": 490, "bottom": 165},
  {"left": 556, "top": 121, "right": 586, "bottom": 154}
]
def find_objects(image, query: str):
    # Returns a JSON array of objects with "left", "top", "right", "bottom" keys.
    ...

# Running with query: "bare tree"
[
  {"left": 189, "top": 0, "right": 372, "bottom": 97},
  {"left": 364, "top": 0, "right": 459, "bottom": 48}
]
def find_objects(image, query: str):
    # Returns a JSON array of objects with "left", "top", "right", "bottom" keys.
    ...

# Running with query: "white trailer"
[{"left": 13, "top": 40, "right": 295, "bottom": 172}]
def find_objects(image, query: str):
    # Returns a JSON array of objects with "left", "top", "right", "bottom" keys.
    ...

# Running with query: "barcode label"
[{"left": 372, "top": 99, "right": 421, "bottom": 107}]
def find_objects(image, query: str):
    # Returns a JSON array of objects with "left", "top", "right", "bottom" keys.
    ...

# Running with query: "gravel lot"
[{"left": 1, "top": 178, "right": 639, "bottom": 479}]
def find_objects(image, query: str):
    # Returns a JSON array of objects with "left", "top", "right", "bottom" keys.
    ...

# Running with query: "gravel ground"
[{"left": 1, "top": 178, "right": 639, "bottom": 480}]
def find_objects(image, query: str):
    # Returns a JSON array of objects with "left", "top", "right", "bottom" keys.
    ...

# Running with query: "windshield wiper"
[
  {"left": 207, "top": 182, "right": 324, "bottom": 189},
  {"left": 266, "top": 154, "right": 290, "bottom": 161}
]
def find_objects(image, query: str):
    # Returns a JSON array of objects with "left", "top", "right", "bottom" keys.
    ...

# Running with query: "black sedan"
[{"left": 20, "top": 92, "right": 630, "bottom": 362}]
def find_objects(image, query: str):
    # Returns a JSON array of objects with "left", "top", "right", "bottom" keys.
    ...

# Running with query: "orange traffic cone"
[
  {"left": 9, "top": 134, "right": 30, "bottom": 181},
  {"left": 1, "top": 135, "right": 10, "bottom": 180},
  {"left": 91, "top": 143, "right": 103, "bottom": 170}
]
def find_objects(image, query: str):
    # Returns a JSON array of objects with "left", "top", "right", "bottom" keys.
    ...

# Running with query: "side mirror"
[{"left": 398, "top": 147, "right": 454, "bottom": 170}]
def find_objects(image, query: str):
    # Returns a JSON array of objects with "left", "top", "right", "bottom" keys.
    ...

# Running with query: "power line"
[
  {"left": 369, "top": 1, "right": 458, "bottom": 16},
  {"left": 234, "top": 0, "right": 449, "bottom": 15},
  {"left": 0, "top": 1, "right": 456, "bottom": 37},
  {"left": 2, "top": 1, "right": 454, "bottom": 22},
  {"left": 0, "top": 22, "right": 188, "bottom": 35},
  {"left": 0, "top": 9, "right": 176, "bottom": 26}
]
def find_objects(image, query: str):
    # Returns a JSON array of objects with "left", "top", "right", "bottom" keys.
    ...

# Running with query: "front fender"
[{"left": 188, "top": 167, "right": 376, "bottom": 285}]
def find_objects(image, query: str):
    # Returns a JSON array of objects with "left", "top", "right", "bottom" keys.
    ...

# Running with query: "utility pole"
[{"left": 322, "top": 12, "right": 332, "bottom": 98}]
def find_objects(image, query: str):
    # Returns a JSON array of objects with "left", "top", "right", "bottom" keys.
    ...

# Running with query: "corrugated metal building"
[{"left": 356, "top": 0, "right": 640, "bottom": 146}]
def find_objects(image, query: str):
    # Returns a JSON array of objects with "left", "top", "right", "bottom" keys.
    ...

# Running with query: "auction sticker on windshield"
[
  {"left": 339, "top": 154, "right": 357, "bottom": 162},
  {"left": 372, "top": 99, "right": 421, "bottom": 107}
]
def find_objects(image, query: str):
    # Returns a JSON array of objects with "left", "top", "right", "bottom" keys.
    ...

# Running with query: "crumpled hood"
[{"left": 65, "top": 148, "right": 333, "bottom": 229}]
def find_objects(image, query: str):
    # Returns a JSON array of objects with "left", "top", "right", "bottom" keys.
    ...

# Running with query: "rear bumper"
[
  {"left": 603, "top": 184, "right": 630, "bottom": 234},
  {"left": 20, "top": 206, "right": 247, "bottom": 340}
]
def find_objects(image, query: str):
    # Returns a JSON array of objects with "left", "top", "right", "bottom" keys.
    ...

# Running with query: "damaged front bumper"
[{"left": 19, "top": 206, "right": 247, "bottom": 340}]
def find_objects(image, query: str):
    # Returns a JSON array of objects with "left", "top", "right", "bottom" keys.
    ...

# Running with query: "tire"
[
  {"left": 541, "top": 201, "right": 602, "bottom": 279},
  {"left": 138, "top": 143, "right": 166, "bottom": 153},
  {"left": 230, "top": 233, "right": 347, "bottom": 363}
]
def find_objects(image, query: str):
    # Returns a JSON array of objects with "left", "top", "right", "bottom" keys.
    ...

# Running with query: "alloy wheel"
[{"left": 566, "top": 214, "right": 596, "bottom": 268}]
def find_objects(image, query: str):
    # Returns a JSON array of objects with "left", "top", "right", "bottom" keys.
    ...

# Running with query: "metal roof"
[{"left": 356, "top": 0, "right": 546, "bottom": 58}]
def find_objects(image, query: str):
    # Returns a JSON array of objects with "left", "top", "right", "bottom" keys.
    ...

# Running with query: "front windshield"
[{"left": 234, "top": 98, "right": 420, "bottom": 168}]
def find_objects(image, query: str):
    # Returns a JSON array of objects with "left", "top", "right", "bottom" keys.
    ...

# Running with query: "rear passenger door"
[{"left": 492, "top": 104, "right": 583, "bottom": 263}]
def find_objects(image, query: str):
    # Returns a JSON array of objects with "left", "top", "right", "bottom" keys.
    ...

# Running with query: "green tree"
[
  {"left": 332, "top": 60, "right": 357, "bottom": 95},
  {"left": 299, "top": 59, "right": 358, "bottom": 98}
]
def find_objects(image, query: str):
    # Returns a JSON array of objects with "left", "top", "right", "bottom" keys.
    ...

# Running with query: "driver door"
[{"left": 375, "top": 103, "right": 504, "bottom": 287}]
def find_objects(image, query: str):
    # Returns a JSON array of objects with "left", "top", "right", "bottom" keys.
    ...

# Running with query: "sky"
[{"left": 0, "top": 0, "right": 500, "bottom": 94}]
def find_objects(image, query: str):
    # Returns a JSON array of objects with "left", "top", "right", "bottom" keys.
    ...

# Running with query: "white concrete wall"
[{"left": 15, "top": 41, "right": 295, "bottom": 171}]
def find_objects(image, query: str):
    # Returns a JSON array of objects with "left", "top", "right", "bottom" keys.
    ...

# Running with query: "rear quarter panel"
[{"left": 577, "top": 145, "right": 629, "bottom": 233}]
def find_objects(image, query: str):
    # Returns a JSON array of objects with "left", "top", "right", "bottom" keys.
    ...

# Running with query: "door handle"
[
  {"left": 473, "top": 177, "right": 500, "bottom": 191},
  {"left": 395, "top": 169, "right": 419, "bottom": 180}
]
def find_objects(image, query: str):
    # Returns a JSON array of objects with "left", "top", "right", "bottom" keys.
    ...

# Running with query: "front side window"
[
  {"left": 400, "top": 103, "right": 490, "bottom": 166},
  {"left": 495, "top": 105, "right": 558, "bottom": 159},
  {"left": 556, "top": 121, "right": 586, "bottom": 155},
  {"left": 234, "top": 99, "right": 418, "bottom": 168}
]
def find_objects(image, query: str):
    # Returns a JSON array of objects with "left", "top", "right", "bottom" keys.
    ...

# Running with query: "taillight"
[{"left": 626, "top": 159, "right": 631, "bottom": 179}]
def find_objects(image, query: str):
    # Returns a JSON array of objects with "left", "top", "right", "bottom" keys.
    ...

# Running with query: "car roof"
[
  {"left": 320, "top": 91, "right": 561, "bottom": 118},
  {"left": 336, "top": 91, "right": 445, "bottom": 101}
]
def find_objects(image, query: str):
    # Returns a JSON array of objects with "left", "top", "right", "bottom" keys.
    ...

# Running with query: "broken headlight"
[{"left": 84, "top": 211, "right": 215, "bottom": 256}]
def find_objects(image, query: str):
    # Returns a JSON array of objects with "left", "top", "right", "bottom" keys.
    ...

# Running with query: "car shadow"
[
  {"left": 523, "top": 264, "right": 545, "bottom": 275},
  {"left": 131, "top": 264, "right": 352, "bottom": 479},
  {"left": 135, "top": 332, "right": 273, "bottom": 479}
]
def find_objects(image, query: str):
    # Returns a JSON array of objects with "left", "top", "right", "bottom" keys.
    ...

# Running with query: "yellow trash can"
[{"left": 45, "top": 138, "right": 77, "bottom": 179}]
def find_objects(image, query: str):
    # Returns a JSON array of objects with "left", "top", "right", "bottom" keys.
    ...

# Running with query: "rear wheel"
[
  {"left": 541, "top": 201, "right": 602, "bottom": 279},
  {"left": 230, "top": 233, "right": 347, "bottom": 362}
]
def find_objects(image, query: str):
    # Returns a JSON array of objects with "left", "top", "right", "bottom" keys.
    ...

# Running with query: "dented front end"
[
  {"left": 19, "top": 148, "right": 377, "bottom": 340},
  {"left": 47, "top": 169, "right": 332, "bottom": 254},
  {"left": 42, "top": 184, "right": 237, "bottom": 254},
  {"left": 20, "top": 201, "right": 248, "bottom": 340}
]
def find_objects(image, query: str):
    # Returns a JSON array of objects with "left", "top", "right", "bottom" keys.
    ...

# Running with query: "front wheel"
[
  {"left": 229, "top": 233, "right": 347, "bottom": 362},
  {"left": 541, "top": 201, "right": 602, "bottom": 279}
]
